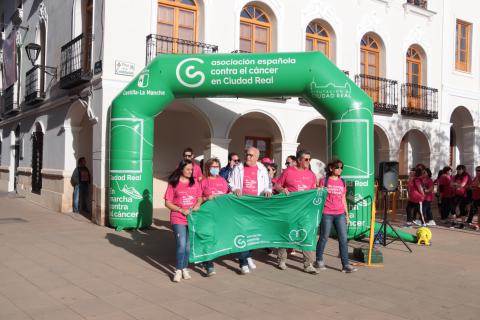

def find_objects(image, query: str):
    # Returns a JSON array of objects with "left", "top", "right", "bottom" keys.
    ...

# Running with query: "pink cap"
[{"left": 261, "top": 157, "right": 273, "bottom": 164}]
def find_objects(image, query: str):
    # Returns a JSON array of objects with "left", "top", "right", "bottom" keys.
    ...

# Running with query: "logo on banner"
[
  {"left": 310, "top": 79, "right": 351, "bottom": 99},
  {"left": 138, "top": 71, "right": 150, "bottom": 88},
  {"left": 233, "top": 235, "right": 247, "bottom": 248},
  {"left": 289, "top": 229, "right": 308, "bottom": 242},
  {"left": 176, "top": 58, "right": 205, "bottom": 88}
]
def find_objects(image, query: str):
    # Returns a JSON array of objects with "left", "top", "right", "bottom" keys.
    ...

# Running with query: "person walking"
[
  {"left": 406, "top": 167, "right": 425, "bottom": 227},
  {"left": 315, "top": 160, "right": 357, "bottom": 273},
  {"left": 466, "top": 166, "right": 480, "bottom": 230},
  {"left": 164, "top": 160, "right": 203, "bottom": 283},
  {"left": 229, "top": 147, "right": 272, "bottom": 274},
  {"left": 452, "top": 165, "right": 470, "bottom": 228},
  {"left": 71, "top": 157, "right": 91, "bottom": 214},
  {"left": 219, "top": 152, "right": 240, "bottom": 181},
  {"left": 422, "top": 168, "right": 435, "bottom": 226},
  {"left": 200, "top": 158, "right": 229, "bottom": 276},
  {"left": 182, "top": 147, "right": 203, "bottom": 181},
  {"left": 438, "top": 166, "right": 454, "bottom": 224},
  {"left": 274, "top": 150, "right": 319, "bottom": 274}
]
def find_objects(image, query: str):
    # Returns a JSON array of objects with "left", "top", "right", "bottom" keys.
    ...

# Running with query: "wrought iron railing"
[
  {"left": 401, "top": 83, "right": 438, "bottom": 119},
  {"left": 60, "top": 33, "right": 92, "bottom": 89},
  {"left": 25, "top": 66, "right": 44, "bottom": 104},
  {"left": 3, "top": 85, "right": 18, "bottom": 114},
  {"left": 355, "top": 74, "right": 398, "bottom": 114},
  {"left": 407, "top": 0, "right": 428, "bottom": 9},
  {"left": 146, "top": 34, "right": 218, "bottom": 64}
]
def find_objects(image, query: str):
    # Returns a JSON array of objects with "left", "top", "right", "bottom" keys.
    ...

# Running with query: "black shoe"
[
  {"left": 457, "top": 223, "right": 465, "bottom": 229},
  {"left": 450, "top": 222, "right": 456, "bottom": 228}
]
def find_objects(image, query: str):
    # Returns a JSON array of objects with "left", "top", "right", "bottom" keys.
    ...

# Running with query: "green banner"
[{"left": 188, "top": 189, "right": 327, "bottom": 263}]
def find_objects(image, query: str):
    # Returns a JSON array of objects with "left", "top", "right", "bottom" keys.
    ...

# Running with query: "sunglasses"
[
  {"left": 183, "top": 154, "right": 193, "bottom": 158},
  {"left": 302, "top": 158, "right": 311, "bottom": 162},
  {"left": 232, "top": 159, "right": 240, "bottom": 163},
  {"left": 335, "top": 166, "right": 343, "bottom": 169}
]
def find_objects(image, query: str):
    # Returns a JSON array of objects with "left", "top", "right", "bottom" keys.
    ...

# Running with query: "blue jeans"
[
  {"left": 316, "top": 213, "right": 349, "bottom": 267},
  {"left": 238, "top": 251, "right": 251, "bottom": 267},
  {"left": 172, "top": 224, "right": 190, "bottom": 270},
  {"left": 73, "top": 183, "right": 89, "bottom": 213}
]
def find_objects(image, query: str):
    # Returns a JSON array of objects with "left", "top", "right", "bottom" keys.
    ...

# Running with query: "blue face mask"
[{"left": 210, "top": 168, "right": 220, "bottom": 176}]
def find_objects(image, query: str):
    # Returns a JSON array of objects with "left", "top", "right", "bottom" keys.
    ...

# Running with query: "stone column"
[
  {"left": 460, "top": 125, "right": 479, "bottom": 173},
  {"left": 203, "top": 138, "right": 231, "bottom": 168},
  {"left": 272, "top": 142, "right": 299, "bottom": 170}
]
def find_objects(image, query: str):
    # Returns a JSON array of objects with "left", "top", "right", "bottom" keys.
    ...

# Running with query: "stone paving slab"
[{"left": 0, "top": 196, "right": 479, "bottom": 320}]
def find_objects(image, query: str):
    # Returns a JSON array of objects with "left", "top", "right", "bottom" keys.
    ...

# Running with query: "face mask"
[{"left": 210, "top": 168, "right": 220, "bottom": 176}]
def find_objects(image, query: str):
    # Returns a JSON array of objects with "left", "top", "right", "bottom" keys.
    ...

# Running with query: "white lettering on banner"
[
  {"left": 209, "top": 57, "right": 296, "bottom": 87},
  {"left": 111, "top": 211, "right": 139, "bottom": 219},
  {"left": 122, "top": 89, "right": 165, "bottom": 96},
  {"left": 346, "top": 180, "right": 369, "bottom": 187}
]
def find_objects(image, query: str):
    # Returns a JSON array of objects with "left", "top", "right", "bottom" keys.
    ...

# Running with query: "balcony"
[
  {"left": 401, "top": 83, "right": 438, "bottom": 119},
  {"left": 60, "top": 33, "right": 92, "bottom": 89},
  {"left": 25, "top": 66, "right": 45, "bottom": 105},
  {"left": 406, "top": 0, "right": 427, "bottom": 9},
  {"left": 2, "top": 85, "right": 19, "bottom": 116},
  {"left": 146, "top": 34, "right": 218, "bottom": 64},
  {"left": 355, "top": 74, "right": 398, "bottom": 114}
]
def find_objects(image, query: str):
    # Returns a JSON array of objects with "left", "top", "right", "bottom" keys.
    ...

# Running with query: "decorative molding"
[
  {"left": 41, "top": 168, "right": 72, "bottom": 179},
  {"left": 0, "top": 166, "right": 10, "bottom": 173},
  {"left": 17, "top": 167, "right": 32, "bottom": 175},
  {"left": 39, "top": 1, "right": 48, "bottom": 22},
  {"left": 403, "top": 3, "right": 436, "bottom": 20}
]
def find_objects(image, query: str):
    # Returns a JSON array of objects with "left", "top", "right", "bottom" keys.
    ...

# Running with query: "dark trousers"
[
  {"left": 440, "top": 197, "right": 453, "bottom": 220},
  {"left": 453, "top": 196, "right": 468, "bottom": 217},
  {"left": 422, "top": 201, "right": 433, "bottom": 221},
  {"left": 406, "top": 201, "right": 421, "bottom": 222},
  {"left": 467, "top": 199, "right": 480, "bottom": 223}
]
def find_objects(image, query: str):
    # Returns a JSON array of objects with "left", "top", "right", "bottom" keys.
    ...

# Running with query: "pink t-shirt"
[
  {"left": 193, "top": 163, "right": 202, "bottom": 181},
  {"left": 423, "top": 177, "right": 434, "bottom": 202},
  {"left": 320, "top": 177, "right": 346, "bottom": 215},
  {"left": 408, "top": 177, "right": 424, "bottom": 203},
  {"left": 454, "top": 174, "right": 469, "bottom": 197},
  {"left": 243, "top": 165, "right": 258, "bottom": 195},
  {"left": 164, "top": 181, "right": 202, "bottom": 225},
  {"left": 200, "top": 176, "right": 228, "bottom": 198},
  {"left": 275, "top": 166, "right": 317, "bottom": 192},
  {"left": 438, "top": 174, "right": 454, "bottom": 198},
  {"left": 471, "top": 177, "right": 480, "bottom": 200}
]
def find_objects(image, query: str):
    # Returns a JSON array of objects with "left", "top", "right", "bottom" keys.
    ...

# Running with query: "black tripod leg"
[{"left": 385, "top": 220, "right": 413, "bottom": 253}]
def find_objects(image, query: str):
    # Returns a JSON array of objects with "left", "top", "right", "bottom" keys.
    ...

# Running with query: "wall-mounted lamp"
[{"left": 25, "top": 42, "right": 57, "bottom": 77}]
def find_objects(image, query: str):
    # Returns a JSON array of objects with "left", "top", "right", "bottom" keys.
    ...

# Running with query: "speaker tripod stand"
[{"left": 373, "top": 190, "right": 412, "bottom": 252}]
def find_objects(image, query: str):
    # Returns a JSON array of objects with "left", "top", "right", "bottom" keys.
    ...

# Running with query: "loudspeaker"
[{"left": 379, "top": 161, "right": 399, "bottom": 192}]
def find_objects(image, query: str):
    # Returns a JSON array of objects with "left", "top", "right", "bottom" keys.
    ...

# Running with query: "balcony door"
[
  {"left": 406, "top": 47, "right": 422, "bottom": 109},
  {"left": 240, "top": 5, "right": 271, "bottom": 53},
  {"left": 83, "top": 0, "right": 93, "bottom": 71},
  {"left": 360, "top": 35, "right": 380, "bottom": 103},
  {"left": 157, "top": 0, "right": 197, "bottom": 53},
  {"left": 305, "top": 21, "right": 330, "bottom": 58}
]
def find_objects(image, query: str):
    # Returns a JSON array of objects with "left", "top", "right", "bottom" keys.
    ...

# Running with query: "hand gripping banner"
[{"left": 109, "top": 51, "right": 415, "bottom": 242}]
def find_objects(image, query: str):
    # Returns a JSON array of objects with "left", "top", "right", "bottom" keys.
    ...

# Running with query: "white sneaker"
[
  {"left": 278, "top": 261, "right": 287, "bottom": 270},
  {"left": 427, "top": 220, "right": 436, "bottom": 226},
  {"left": 182, "top": 268, "right": 191, "bottom": 280},
  {"left": 413, "top": 219, "right": 422, "bottom": 226},
  {"left": 173, "top": 270, "right": 182, "bottom": 282},
  {"left": 240, "top": 265, "right": 250, "bottom": 274},
  {"left": 246, "top": 257, "right": 257, "bottom": 270}
]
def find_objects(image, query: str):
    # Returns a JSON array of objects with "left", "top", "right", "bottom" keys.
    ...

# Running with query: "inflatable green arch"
[{"left": 109, "top": 52, "right": 413, "bottom": 242}]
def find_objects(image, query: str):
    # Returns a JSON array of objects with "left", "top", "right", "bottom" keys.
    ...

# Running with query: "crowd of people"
[
  {"left": 404, "top": 163, "right": 480, "bottom": 230},
  {"left": 164, "top": 147, "right": 356, "bottom": 283}
]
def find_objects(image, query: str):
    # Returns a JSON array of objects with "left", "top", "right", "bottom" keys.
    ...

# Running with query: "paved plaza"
[{"left": 0, "top": 193, "right": 479, "bottom": 320}]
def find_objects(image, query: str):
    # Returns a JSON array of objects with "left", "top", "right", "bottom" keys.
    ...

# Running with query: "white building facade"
[{"left": 0, "top": 0, "right": 479, "bottom": 225}]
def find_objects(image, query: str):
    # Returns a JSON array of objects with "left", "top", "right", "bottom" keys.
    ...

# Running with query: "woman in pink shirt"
[
  {"left": 452, "top": 165, "right": 470, "bottom": 228},
  {"left": 466, "top": 166, "right": 480, "bottom": 230},
  {"left": 200, "top": 158, "right": 229, "bottom": 276},
  {"left": 164, "top": 160, "right": 202, "bottom": 283},
  {"left": 438, "top": 166, "right": 454, "bottom": 223},
  {"left": 422, "top": 168, "right": 435, "bottom": 226},
  {"left": 405, "top": 168, "right": 425, "bottom": 227},
  {"left": 315, "top": 160, "right": 357, "bottom": 273}
]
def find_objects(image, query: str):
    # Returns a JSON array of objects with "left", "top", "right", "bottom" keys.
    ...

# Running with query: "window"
[
  {"left": 245, "top": 136, "right": 271, "bottom": 159},
  {"left": 360, "top": 34, "right": 381, "bottom": 102},
  {"left": 157, "top": 0, "right": 197, "bottom": 43},
  {"left": 406, "top": 46, "right": 423, "bottom": 109},
  {"left": 240, "top": 5, "right": 270, "bottom": 52},
  {"left": 360, "top": 35, "right": 380, "bottom": 77},
  {"left": 455, "top": 19, "right": 472, "bottom": 72},
  {"left": 306, "top": 21, "right": 330, "bottom": 58}
]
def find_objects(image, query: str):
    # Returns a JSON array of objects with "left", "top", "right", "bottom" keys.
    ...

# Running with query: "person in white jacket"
[{"left": 228, "top": 147, "right": 272, "bottom": 274}]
